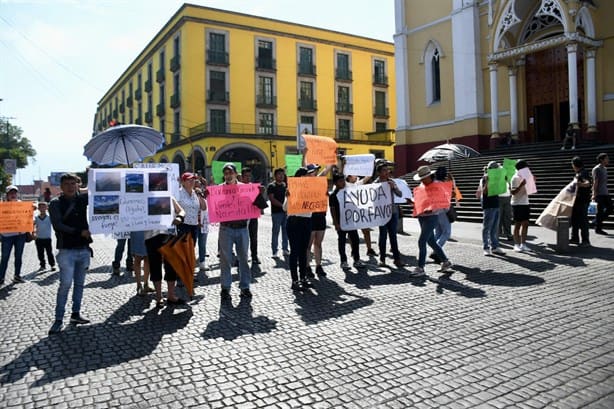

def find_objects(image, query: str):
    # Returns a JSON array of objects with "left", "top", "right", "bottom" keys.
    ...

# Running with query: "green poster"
[
  {"left": 487, "top": 167, "right": 507, "bottom": 196},
  {"left": 503, "top": 158, "right": 517, "bottom": 181},
  {"left": 285, "top": 154, "right": 303, "bottom": 177},
  {"left": 212, "top": 160, "right": 242, "bottom": 184}
]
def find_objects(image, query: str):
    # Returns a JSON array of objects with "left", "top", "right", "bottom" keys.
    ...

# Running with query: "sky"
[{"left": 0, "top": 0, "right": 396, "bottom": 185}]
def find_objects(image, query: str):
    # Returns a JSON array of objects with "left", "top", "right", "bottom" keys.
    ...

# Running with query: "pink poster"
[
  {"left": 207, "top": 183, "right": 262, "bottom": 223},
  {"left": 412, "top": 181, "right": 453, "bottom": 217}
]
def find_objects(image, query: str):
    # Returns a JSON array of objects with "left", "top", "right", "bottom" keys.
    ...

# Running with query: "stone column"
[
  {"left": 567, "top": 43, "right": 579, "bottom": 128},
  {"left": 489, "top": 63, "right": 499, "bottom": 138},
  {"left": 586, "top": 48, "right": 598, "bottom": 134},
  {"left": 508, "top": 64, "right": 518, "bottom": 140}
]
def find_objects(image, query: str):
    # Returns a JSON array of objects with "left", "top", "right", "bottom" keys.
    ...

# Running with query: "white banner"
[
  {"left": 516, "top": 167, "right": 537, "bottom": 195},
  {"left": 338, "top": 182, "right": 393, "bottom": 231},
  {"left": 88, "top": 168, "right": 179, "bottom": 234},
  {"left": 392, "top": 178, "right": 413, "bottom": 203},
  {"left": 133, "top": 162, "right": 180, "bottom": 197},
  {"left": 343, "top": 154, "right": 375, "bottom": 177}
]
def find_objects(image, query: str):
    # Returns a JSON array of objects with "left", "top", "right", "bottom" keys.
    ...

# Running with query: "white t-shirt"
[{"left": 510, "top": 173, "right": 529, "bottom": 205}]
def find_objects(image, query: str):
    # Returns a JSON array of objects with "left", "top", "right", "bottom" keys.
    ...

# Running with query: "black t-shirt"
[
  {"left": 267, "top": 182, "right": 286, "bottom": 213},
  {"left": 49, "top": 193, "right": 91, "bottom": 249},
  {"left": 575, "top": 168, "right": 592, "bottom": 203},
  {"left": 329, "top": 188, "right": 340, "bottom": 223}
]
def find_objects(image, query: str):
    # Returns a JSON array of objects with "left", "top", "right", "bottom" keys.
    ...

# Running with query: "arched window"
[
  {"left": 423, "top": 41, "right": 443, "bottom": 105},
  {"left": 431, "top": 49, "right": 441, "bottom": 103}
]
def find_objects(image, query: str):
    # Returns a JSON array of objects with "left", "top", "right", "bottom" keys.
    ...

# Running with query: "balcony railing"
[
  {"left": 170, "top": 94, "right": 180, "bottom": 109},
  {"left": 373, "top": 74, "right": 388, "bottom": 86},
  {"left": 297, "top": 63, "right": 316, "bottom": 76},
  {"left": 256, "top": 94, "right": 277, "bottom": 107},
  {"left": 144, "top": 79, "right": 152, "bottom": 92},
  {"left": 374, "top": 106, "right": 389, "bottom": 117},
  {"left": 337, "top": 130, "right": 351, "bottom": 140},
  {"left": 207, "top": 90, "right": 229, "bottom": 104},
  {"left": 170, "top": 55, "right": 180, "bottom": 72},
  {"left": 256, "top": 57, "right": 276, "bottom": 71},
  {"left": 335, "top": 68, "right": 353, "bottom": 81},
  {"left": 207, "top": 50, "right": 229, "bottom": 65},
  {"left": 156, "top": 103, "right": 165, "bottom": 117},
  {"left": 135, "top": 88, "right": 142, "bottom": 101},
  {"left": 144, "top": 111, "right": 153, "bottom": 123},
  {"left": 119, "top": 103, "right": 125, "bottom": 113},
  {"left": 156, "top": 69, "right": 165, "bottom": 83},
  {"left": 336, "top": 102, "right": 353, "bottom": 114},
  {"left": 298, "top": 98, "right": 317, "bottom": 111},
  {"left": 126, "top": 96, "right": 133, "bottom": 107}
]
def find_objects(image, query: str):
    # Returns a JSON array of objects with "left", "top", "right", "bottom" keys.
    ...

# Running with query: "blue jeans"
[
  {"left": 0, "top": 233, "right": 27, "bottom": 281},
  {"left": 271, "top": 212, "right": 288, "bottom": 253},
  {"left": 219, "top": 226, "right": 250, "bottom": 290},
  {"left": 55, "top": 248, "right": 90, "bottom": 321},
  {"left": 198, "top": 231, "right": 208, "bottom": 263},
  {"left": 482, "top": 208, "right": 500, "bottom": 250},
  {"left": 435, "top": 212, "right": 451, "bottom": 248},
  {"left": 378, "top": 211, "right": 400, "bottom": 262},
  {"left": 418, "top": 215, "right": 447, "bottom": 268}
]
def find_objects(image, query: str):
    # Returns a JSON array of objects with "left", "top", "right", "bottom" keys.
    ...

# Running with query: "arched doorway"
[
  {"left": 215, "top": 144, "right": 269, "bottom": 184},
  {"left": 172, "top": 152, "right": 186, "bottom": 174},
  {"left": 192, "top": 149, "right": 206, "bottom": 176}
]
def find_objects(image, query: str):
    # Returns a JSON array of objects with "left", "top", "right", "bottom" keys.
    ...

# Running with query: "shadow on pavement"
[
  {"left": 429, "top": 272, "right": 487, "bottom": 298},
  {"left": 0, "top": 297, "right": 192, "bottom": 387},
  {"left": 293, "top": 278, "right": 373, "bottom": 325},
  {"left": 454, "top": 265, "right": 546, "bottom": 287},
  {"left": 202, "top": 297, "right": 277, "bottom": 341}
]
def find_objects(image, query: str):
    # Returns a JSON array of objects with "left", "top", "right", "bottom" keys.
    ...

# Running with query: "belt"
[{"left": 221, "top": 222, "right": 247, "bottom": 229}]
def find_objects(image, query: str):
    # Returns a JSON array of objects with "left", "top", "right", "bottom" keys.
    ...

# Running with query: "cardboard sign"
[
  {"left": 343, "top": 154, "right": 375, "bottom": 177},
  {"left": 287, "top": 176, "right": 328, "bottom": 215},
  {"left": 338, "top": 182, "right": 393, "bottom": 230},
  {"left": 207, "top": 183, "right": 261, "bottom": 223},
  {"left": 517, "top": 167, "right": 537, "bottom": 195},
  {"left": 303, "top": 134, "right": 338, "bottom": 165},
  {"left": 392, "top": 178, "right": 413, "bottom": 203},
  {"left": 88, "top": 168, "right": 177, "bottom": 234},
  {"left": 211, "top": 161, "right": 242, "bottom": 184},
  {"left": 0, "top": 202, "right": 34, "bottom": 233},
  {"left": 412, "top": 181, "right": 453, "bottom": 217},
  {"left": 285, "top": 154, "right": 303, "bottom": 178},
  {"left": 502, "top": 158, "right": 517, "bottom": 181},
  {"left": 487, "top": 167, "right": 507, "bottom": 196}
]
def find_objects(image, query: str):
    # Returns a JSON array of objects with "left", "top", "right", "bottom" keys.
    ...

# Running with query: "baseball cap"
[
  {"left": 305, "top": 163, "right": 320, "bottom": 174},
  {"left": 222, "top": 162, "right": 237, "bottom": 172},
  {"left": 5, "top": 185, "right": 18, "bottom": 193},
  {"left": 181, "top": 172, "right": 198, "bottom": 182}
]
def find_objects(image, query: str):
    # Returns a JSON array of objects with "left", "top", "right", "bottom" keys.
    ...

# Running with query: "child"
[{"left": 34, "top": 202, "right": 56, "bottom": 272}]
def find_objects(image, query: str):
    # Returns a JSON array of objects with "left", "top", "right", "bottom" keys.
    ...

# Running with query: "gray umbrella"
[
  {"left": 83, "top": 124, "right": 164, "bottom": 165},
  {"left": 418, "top": 143, "right": 480, "bottom": 163}
]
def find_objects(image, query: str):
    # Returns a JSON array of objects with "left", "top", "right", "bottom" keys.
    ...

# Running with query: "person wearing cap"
[
  {"left": 329, "top": 173, "right": 366, "bottom": 271},
  {"left": 267, "top": 168, "right": 289, "bottom": 258},
  {"left": 0, "top": 185, "right": 30, "bottom": 285},
  {"left": 218, "top": 162, "right": 252, "bottom": 300},
  {"left": 412, "top": 166, "right": 453, "bottom": 276},
  {"left": 373, "top": 161, "right": 404, "bottom": 268},
  {"left": 510, "top": 160, "right": 533, "bottom": 251},
  {"left": 479, "top": 162, "right": 506, "bottom": 256},
  {"left": 345, "top": 174, "right": 377, "bottom": 258},
  {"left": 48, "top": 173, "right": 93, "bottom": 334},
  {"left": 177, "top": 172, "right": 207, "bottom": 245}
]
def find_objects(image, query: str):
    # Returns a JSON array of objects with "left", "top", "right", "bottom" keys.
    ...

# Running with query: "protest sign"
[
  {"left": 211, "top": 161, "right": 242, "bottom": 184},
  {"left": 287, "top": 176, "right": 328, "bottom": 215},
  {"left": 487, "top": 167, "right": 507, "bottom": 196},
  {"left": 297, "top": 124, "right": 312, "bottom": 150},
  {"left": 392, "top": 178, "right": 412, "bottom": 204},
  {"left": 517, "top": 167, "right": 537, "bottom": 194},
  {"left": 0, "top": 202, "right": 34, "bottom": 233},
  {"left": 502, "top": 158, "right": 517, "bottom": 181},
  {"left": 412, "top": 181, "right": 453, "bottom": 217},
  {"left": 88, "top": 168, "right": 177, "bottom": 234},
  {"left": 133, "top": 162, "right": 180, "bottom": 197},
  {"left": 207, "top": 183, "right": 261, "bottom": 223},
  {"left": 338, "top": 182, "right": 393, "bottom": 230},
  {"left": 285, "top": 154, "right": 303, "bottom": 177},
  {"left": 303, "top": 134, "right": 337, "bottom": 165},
  {"left": 343, "top": 154, "right": 375, "bottom": 177}
]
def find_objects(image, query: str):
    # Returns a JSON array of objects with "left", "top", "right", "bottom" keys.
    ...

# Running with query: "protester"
[
  {"left": 285, "top": 166, "right": 317, "bottom": 291},
  {"left": 510, "top": 160, "right": 533, "bottom": 251},
  {"left": 218, "top": 163, "right": 252, "bottom": 300},
  {"left": 570, "top": 156, "right": 592, "bottom": 246},
  {"left": 373, "top": 161, "right": 404, "bottom": 268},
  {"left": 412, "top": 166, "right": 452, "bottom": 276},
  {"left": 177, "top": 172, "right": 207, "bottom": 244},
  {"left": 329, "top": 173, "right": 365, "bottom": 270},
  {"left": 130, "top": 230, "right": 153, "bottom": 295},
  {"left": 0, "top": 185, "right": 29, "bottom": 285},
  {"left": 498, "top": 171, "right": 513, "bottom": 241},
  {"left": 241, "top": 167, "right": 263, "bottom": 264},
  {"left": 345, "top": 174, "right": 377, "bottom": 258},
  {"left": 43, "top": 187, "right": 52, "bottom": 202},
  {"left": 34, "top": 201, "right": 56, "bottom": 272},
  {"left": 306, "top": 163, "right": 332, "bottom": 278},
  {"left": 592, "top": 153, "right": 611, "bottom": 235},
  {"left": 479, "top": 162, "right": 506, "bottom": 256},
  {"left": 112, "top": 237, "right": 133, "bottom": 276},
  {"left": 267, "top": 168, "right": 289, "bottom": 258},
  {"left": 48, "top": 174, "right": 92, "bottom": 334},
  {"left": 430, "top": 167, "right": 455, "bottom": 262},
  {"left": 195, "top": 178, "right": 209, "bottom": 273}
]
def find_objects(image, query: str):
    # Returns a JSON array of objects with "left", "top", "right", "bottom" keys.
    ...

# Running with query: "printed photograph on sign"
[
  {"left": 96, "top": 172, "right": 121, "bottom": 192},
  {"left": 125, "top": 173, "right": 144, "bottom": 193},
  {"left": 149, "top": 172, "right": 168, "bottom": 192},
  {"left": 94, "top": 195, "right": 120, "bottom": 214},
  {"left": 148, "top": 196, "right": 171, "bottom": 215}
]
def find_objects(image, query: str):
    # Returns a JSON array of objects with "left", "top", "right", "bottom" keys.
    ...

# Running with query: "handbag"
[{"left": 446, "top": 206, "right": 457, "bottom": 223}]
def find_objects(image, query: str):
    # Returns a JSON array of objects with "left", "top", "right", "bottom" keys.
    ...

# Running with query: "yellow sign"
[
  {"left": 287, "top": 176, "right": 328, "bottom": 215},
  {"left": 0, "top": 202, "right": 34, "bottom": 233}
]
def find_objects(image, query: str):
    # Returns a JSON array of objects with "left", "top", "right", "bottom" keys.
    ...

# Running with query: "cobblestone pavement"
[{"left": 1, "top": 215, "right": 613, "bottom": 408}]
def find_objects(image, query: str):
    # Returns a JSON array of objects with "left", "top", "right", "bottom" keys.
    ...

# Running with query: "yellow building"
[
  {"left": 394, "top": 0, "right": 613, "bottom": 175},
  {"left": 94, "top": 4, "right": 396, "bottom": 182}
]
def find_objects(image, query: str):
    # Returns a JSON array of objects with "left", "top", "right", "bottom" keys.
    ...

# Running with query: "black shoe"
[
  {"left": 595, "top": 229, "right": 608, "bottom": 235},
  {"left": 301, "top": 279, "right": 313, "bottom": 289},
  {"left": 315, "top": 265, "right": 326, "bottom": 277},
  {"left": 291, "top": 281, "right": 302, "bottom": 291},
  {"left": 240, "top": 288, "right": 252, "bottom": 298},
  {"left": 429, "top": 253, "right": 442, "bottom": 263},
  {"left": 366, "top": 249, "right": 378, "bottom": 257},
  {"left": 48, "top": 320, "right": 63, "bottom": 334},
  {"left": 70, "top": 313, "right": 90, "bottom": 325},
  {"left": 579, "top": 241, "right": 591, "bottom": 248},
  {"left": 220, "top": 288, "right": 231, "bottom": 300},
  {"left": 12, "top": 276, "right": 25, "bottom": 284},
  {"left": 167, "top": 298, "right": 186, "bottom": 305},
  {"left": 569, "top": 238, "right": 580, "bottom": 244},
  {"left": 252, "top": 258, "right": 261, "bottom": 265},
  {"left": 50, "top": 266, "right": 56, "bottom": 271}
]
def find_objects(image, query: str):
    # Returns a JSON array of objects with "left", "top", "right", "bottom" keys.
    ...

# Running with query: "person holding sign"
[
  {"left": 510, "top": 160, "right": 534, "bottom": 251},
  {"left": 345, "top": 175, "right": 377, "bottom": 258},
  {"left": 0, "top": 185, "right": 30, "bottom": 285},
  {"left": 479, "top": 162, "right": 507, "bottom": 256},
  {"left": 373, "top": 162, "right": 404, "bottom": 269},
  {"left": 306, "top": 163, "right": 333, "bottom": 278},
  {"left": 177, "top": 172, "right": 207, "bottom": 245},
  {"left": 267, "top": 168, "right": 289, "bottom": 258}
]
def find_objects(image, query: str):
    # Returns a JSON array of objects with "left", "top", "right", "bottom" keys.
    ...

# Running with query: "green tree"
[{"left": 0, "top": 121, "right": 37, "bottom": 191}]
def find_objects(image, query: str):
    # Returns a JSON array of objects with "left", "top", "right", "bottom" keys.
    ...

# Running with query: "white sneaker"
[
  {"left": 520, "top": 243, "right": 530, "bottom": 251},
  {"left": 491, "top": 247, "right": 506, "bottom": 255},
  {"left": 513, "top": 244, "right": 523, "bottom": 252},
  {"left": 199, "top": 261, "right": 207, "bottom": 271},
  {"left": 438, "top": 261, "right": 452, "bottom": 272},
  {"left": 409, "top": 267, "right": 426, "bottom": 277},
  {"left": 272, "top": 251, "right": 279, "bottom": 258},
  {"left": 483, "top": 249, "right": 492, "bottom": 256}
]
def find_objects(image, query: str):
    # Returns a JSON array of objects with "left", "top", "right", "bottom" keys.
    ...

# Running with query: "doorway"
[{"left": 534, "top": 104, "right": 553, "bottom": 142}]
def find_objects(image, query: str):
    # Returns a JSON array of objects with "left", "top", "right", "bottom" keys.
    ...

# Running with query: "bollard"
[{"left": 556, "top": 216, "right": 570, "bottom": 252}]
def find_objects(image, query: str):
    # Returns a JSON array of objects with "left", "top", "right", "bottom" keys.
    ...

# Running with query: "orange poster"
[
  {"left": 303, "top": 134, "right": 338, "bottom": 165},
  {"left": 412, "top": 181, "right": 453, "bottom": 217},
  {"left": 287, "top": 176, "right": 328, "bottom": 215},
  {"left": 0, "top": 202, "right": 34, "bottom": 233}
]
